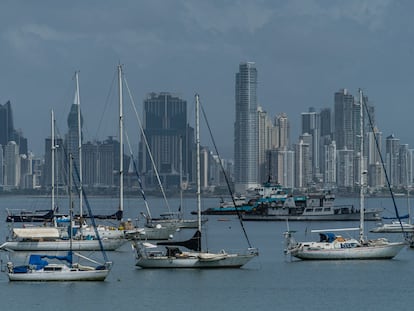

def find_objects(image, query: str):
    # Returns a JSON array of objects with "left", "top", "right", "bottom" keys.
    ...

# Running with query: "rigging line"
[
  {"left": 124, "top": 129, "right": 152, "bottom": 218},
  {"left": 361, "top": 91, "right": 407, "bottom": 239},
  {"left": 199, "top": 101, "right": 253, "bottom": 249},
  {"left": 71, "top": 159, "right": 109, "bottom": 263},
  {"left": 63, "top": 147, "right": 109, "bottom": 262},
  {"left": 94, "top": 69, "right": 118, "bottom": 141},
  {"left": 123, "top": 76, "right": 172, "bottom": 215}
]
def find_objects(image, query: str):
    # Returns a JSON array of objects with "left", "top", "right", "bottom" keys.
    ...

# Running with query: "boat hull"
[
  {"left": 135, "top": 253, "right": 257, "bottom": 269},
  {"left": 242, "top": 210, "right": 381, "bottom": 221},
  {"left": 8, "top": 269, "right": 109, "bottom": 281},
  {"left": 0, "top": 239, "right": 126, "bottom": 252},
  {"left": 290, "top": 242, "right": 406, "bottom": 260}
]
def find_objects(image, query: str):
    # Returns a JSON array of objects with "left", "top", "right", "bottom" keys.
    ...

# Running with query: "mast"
[
  {"left": 69, "top": 153, "right": 74, "bottom": 260},
  {"left": 118, "top": 65, "right": 124, "bottom": 214},
  {"left": 195, "top": 94, "right": 201, "bottom": 232},
  {"left": 359, "top": 88, "right": 365, "bottom": 242},
  {"left": 75, "top": 71, "right": 83, "bottom": 220},
  {"left": 51, "top": 110, "right": 56, "bottom": 226},
  {"left": 179, "top": 135, "right": 183, "bottom": 217}
]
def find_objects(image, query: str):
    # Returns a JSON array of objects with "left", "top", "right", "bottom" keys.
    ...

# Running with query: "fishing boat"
[
  {"left": 284, "top": 89, "right": 406, "bottom": 260},
  {"left": 6, "top": 154, "right": 112, "bottom": 281},
  {"left": 133, "top": 94, "right": 258, "bottom": 268}
]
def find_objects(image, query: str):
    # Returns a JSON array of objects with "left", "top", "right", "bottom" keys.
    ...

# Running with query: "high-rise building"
[
  {"left": 301, "top": 108, "right": 320, "bottom": 181},
  {"left": 65, "top": 102, "right": 83, "bottom": 172},
  {"left": 385, "top": 134, "right": 400, "bottom": 187},
  {"left": 322, "top": 139, "right": 336, "bottom": 188},
  {"left": 141, "top": 92, "right": 190, "bottom": 189},
  {"left": 258, "top": 106, "right": 273, "bottom": 182},
  {"left": 234, "top": 62, "right": 258, "bottom": 192},
  {"left": 0, "top": 101, "right": 14, "bottom": 147},
  {"left": 294, "top": 139, "right": 311, "bottom": 189},
  {"left": 319, "top": 108, "right": 332, "bottom": 138},
  {"left": 336, "top": 149, "right": 354, "bottom": 189},
  {"left": 0, "top": 101, "right": 28, "bottom": 155},
  {"left": 82, "top": 139, "right": 116, "bottom": 188},
  {"left": 334, "top": 89, "right": 355, "bottom": 150},
  {"left": 274, "top": 113, "right": 289, "bottom": 149},
  {"left": 4, "top": 141, "right": 20, "bottom": 189},
  {"left": 267, "top": 149, "right": 295, "bottom": 188}
]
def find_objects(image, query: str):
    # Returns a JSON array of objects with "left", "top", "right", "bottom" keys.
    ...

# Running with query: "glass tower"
[{"left": 234, "top": 62, "right": 258, "bottom": 192}]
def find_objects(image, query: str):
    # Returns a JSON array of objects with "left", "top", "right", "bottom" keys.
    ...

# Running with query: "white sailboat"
[
  {"left": 133, "top": 94, "right": 258, "bottom": 268},
  {"left": 284, "top": 89, "right": 406, "bottom": 260},
  {"left": 6, "top": 154, "right": 112, "bottom": 281}
]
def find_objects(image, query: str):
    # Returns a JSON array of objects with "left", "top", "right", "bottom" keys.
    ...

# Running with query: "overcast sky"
[{"left": 1, "top": 0, "right": 414, "bottom": 158}]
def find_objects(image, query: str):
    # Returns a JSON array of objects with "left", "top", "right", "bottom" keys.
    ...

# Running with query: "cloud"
[
  {"left": 182, "top": 0, "right": 275, "bottom": 34},
  {"left": 283, "top": 0, "right": 392, "bottom": 31}
]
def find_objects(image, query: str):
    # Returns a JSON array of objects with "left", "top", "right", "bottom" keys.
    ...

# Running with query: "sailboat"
[
  {"left": 284, "top": 89, "right": 406, "bottom": 260},
  {"left": 370, "top": 163, "right": 414, "bottom": 233},
  {"left": 6, "top": 154, "right": 112, "bottom": 281},
  {"left": 133, "top": 94, "right": 258, "bottom": 268}
]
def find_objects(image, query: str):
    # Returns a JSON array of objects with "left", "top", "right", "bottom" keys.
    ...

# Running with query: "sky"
[{"left": 1, "top": 0, "right": 414, "bottom": 159}]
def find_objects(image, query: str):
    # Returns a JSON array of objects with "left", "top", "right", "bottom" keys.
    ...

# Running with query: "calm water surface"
[{"left": 0, "top": 195, "right": 412, "bottom": 311}]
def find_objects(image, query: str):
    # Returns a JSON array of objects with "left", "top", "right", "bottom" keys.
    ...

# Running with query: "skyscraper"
[
  {"left": 385, "top": 134, "right": 400, "bottom": 187},
  {"left": 0, "top": 101, "right": 28, "bottom": 155},
  {"left": 274, "top": 113, "right": 289, "bottom": 149},
  {"left": 0, "top": 101, "right": 14, "bottom": 147},
  {"left": 234, "top": 62, "right": 258, "bottom": 192},
  {"left": 141, "top": 92, "right": 189, "bottom": 189},
  {"left": 301, "top": 108, "right": 320, "bottom": 181},
  {"left": 65, "top": 101, "right": 83, "bottom": 172},
  {"left": 334, "top": 89, "right": 355, "bottom": 150}
]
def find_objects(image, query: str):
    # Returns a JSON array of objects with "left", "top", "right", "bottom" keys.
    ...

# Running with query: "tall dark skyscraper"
[
  {"left": 234, "top": 62, "right": 258, "bottom": 192},
  {"left": 0, "top": 100, "right": 28, "bottom": 155},
  {"left": 0, "top": 101, "right": 14, "bottom": 147},
  {"left": 141, "top": 92, "right": 190, "bottom": 189},
  {"left": 65, "top": 101, "right": 83, "bottom": 172},
  {"left": 334, "top": 89, "right": 355, "bottom": 150}
]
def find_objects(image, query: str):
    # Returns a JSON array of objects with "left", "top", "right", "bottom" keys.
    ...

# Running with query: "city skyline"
[{"left": 1, "top": 1, "right": 414, "bottom": 160}]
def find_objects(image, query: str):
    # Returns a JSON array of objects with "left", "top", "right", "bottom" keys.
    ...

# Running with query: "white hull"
[
  {"left": 8, "top": 269, "right": 109, "bottom": 281},
  {"left": 0, "top": 239, "right": 126, "bottom": 251},
  {"left": 135, "top": 251, "right": 257, "bottom": 269},
  {"left": 289, "top": 242, "right": 405, "bottom": 260}
]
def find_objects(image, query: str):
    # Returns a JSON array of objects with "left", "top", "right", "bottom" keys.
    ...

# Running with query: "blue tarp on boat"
[
  {"left": 28, "top": 252, "right": 73, "bottom": 270},
  {"left": 319, "top": 232, "right": 336, "bottom": 243}
]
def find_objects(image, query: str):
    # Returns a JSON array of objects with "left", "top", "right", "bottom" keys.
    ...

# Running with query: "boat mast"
[
  {"left": 118, "top": 65, "right": 124, "bottom": 214},
  {"left": 69, "top": 153, "right": 74, "bottom": 259},
  {"left": 51, "top": 109, "right": 56, "bottom": 226},
  {"left": 195, "top": 94, "right": 201, "bottom": 232},
  {"left": 359, "top": 88, "right": 365, "bottom": 243},
  {"left": 179, "top": 135, "right": 183, "bottom": 217},
  {"left": 75, "top": 71, "right": 83, "bottom": 221}
]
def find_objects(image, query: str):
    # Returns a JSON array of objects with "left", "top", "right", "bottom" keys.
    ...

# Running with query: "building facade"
[{"left": 234, "top": 62, "right": 258, "bottom": 192}]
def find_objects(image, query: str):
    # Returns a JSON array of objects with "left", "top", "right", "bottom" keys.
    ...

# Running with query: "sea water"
[{"left": 0, "top": 195, "right": 412, "bottom": 311}]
